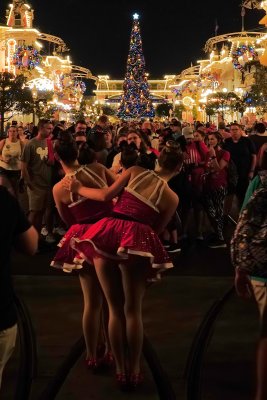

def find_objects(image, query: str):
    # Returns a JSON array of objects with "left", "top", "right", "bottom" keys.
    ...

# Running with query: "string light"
[{"left": 117, "top": 14, "right": 155, "bottom": 119}]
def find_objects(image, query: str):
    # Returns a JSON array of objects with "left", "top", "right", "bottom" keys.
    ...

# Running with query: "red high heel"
[
  {"left": 116, "top": 372, "right": 128, "bottom": 391},
  {"left": 129, "top": 372, "right": 144, "bottom": 389},
  {"left": 86, "top": 357, "right": 99, "bottom": 372},
  {"left": 101, "top": 351, "right": 114, "bottom": 368}
]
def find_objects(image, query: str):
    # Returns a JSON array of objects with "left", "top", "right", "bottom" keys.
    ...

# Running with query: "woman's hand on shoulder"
[{"left": 61, "top": 175, "right": 82, "bottom": 193}]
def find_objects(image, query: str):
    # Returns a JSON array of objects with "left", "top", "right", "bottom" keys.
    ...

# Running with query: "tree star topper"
[{"left": 133, "top": 13, "right": 139, "bottom": 20}]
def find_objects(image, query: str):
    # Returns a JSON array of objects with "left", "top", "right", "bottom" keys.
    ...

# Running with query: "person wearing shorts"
[{"left": 21, "top": 119, "right": 54, "bottom": 242}]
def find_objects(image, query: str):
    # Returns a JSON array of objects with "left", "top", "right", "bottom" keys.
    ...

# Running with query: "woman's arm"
[
  {"left": 15, "top": 225, "right": 38, "bottom": 255},
  {"left": 0, "top": 139, "right": 5, "bottom": 160},
  {"left": 154, "top": 190, "right": 179, "bottom": 235},
  {"left": 257, "top": 143, "right": 267, "bottom": 168},
  {"left": 53, "top": 183, "right": 75, "bottom": 227},
  {"left": 104, "top": 166, "right": 117, "bottom": 186},
  {"left": 208, "top": 148, "right": 229, "bottom": 172},
  {"left": 210, "top": 156, "right": 228, "bottom": 171},
  {"left": 62, "top": 167, "right": 133, "bottom": 202}
]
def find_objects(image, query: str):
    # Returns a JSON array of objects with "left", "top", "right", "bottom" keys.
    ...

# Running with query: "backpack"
[
  {"left": 227, "top": 159, "right": 239, "bottom": 188},
  {"left": 231, "top": 188, "right": 267, "bottom": 273}
]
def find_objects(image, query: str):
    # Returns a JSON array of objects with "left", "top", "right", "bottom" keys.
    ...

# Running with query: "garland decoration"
[
  {"left": 13, "top": 45, "right": 42, "bottom": 70},
  {"left": 232, "top": 44, "right": 258, "bottom": 72}
]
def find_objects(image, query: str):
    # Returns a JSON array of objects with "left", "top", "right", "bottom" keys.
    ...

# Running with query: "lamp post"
[{"left": 32, "top": 85, "right": 38, "bottom": 126}]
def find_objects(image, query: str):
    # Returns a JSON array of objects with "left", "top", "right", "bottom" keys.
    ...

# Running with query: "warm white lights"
[{"left": 27, "top": 77, "right": 54, "bottom": 92}]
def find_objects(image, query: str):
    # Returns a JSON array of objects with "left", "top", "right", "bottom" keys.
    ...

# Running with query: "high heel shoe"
[
  {"left": 116, "top": 372, "right": 128, "bottom": 391},
  {"left": 86, "top": 357, "right": 99, "bottom": 372},
  {"left": 129, "top": 372, "right": 144, "bottom": 389},
  {"left": 101, "top": 351, "right": 114, "bottom": 368}
]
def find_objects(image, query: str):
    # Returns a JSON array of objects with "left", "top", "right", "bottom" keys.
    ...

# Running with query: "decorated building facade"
[
  {"left": 94, "top": 2, "right": 267, "bottom": 125},
  {"left": 1, "top": 1, "right": 267, "bottom": 124},
  {"left": 0, "top": 0, "right": 96, "bottom": 123}
]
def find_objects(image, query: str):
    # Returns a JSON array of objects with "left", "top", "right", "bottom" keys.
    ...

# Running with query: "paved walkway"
[{"left": 1, "top": 273, "right": 259, "bottom": 400}]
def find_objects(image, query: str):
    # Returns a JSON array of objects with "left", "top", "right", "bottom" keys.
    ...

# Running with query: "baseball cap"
[{"left": 182, "top": 126, "right": 194, "bottom": 138}]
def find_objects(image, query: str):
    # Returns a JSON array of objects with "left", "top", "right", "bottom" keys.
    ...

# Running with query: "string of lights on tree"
[
  {"left": 117, "top": 13, "right": 155, "bottom": 120},
  {"left": 13, "top": 45, "right": 42, "bottom": 70}
]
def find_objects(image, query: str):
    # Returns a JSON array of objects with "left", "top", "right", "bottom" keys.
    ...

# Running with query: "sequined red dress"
[
  {"left": 72, "top": 170, "right": 173, "bottom": 280},
  {"left": 50, "top": 166, "right": 113, "bottom": 273}
]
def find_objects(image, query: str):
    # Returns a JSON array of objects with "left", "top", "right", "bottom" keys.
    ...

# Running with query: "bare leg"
[
  {"left": 0, "top": 175, "right": 15, "bottom": 196},
  {"left": 44, "top": 203, "right": 55, "bottom": 235},
  {"left": 79, "top": 265, "right": 103, "bottom": 359},
  {"left": 28, "top": 210, "right": 44, "bottom": 236},
  {"left": 101, "top": 299, "right": 112, "bottom": 353},
  {"left": 94, "top": 257, "right": 126, "bottom": 374},
  {"left": 120, "top": 256, "right": 148, "bottom": 374}
]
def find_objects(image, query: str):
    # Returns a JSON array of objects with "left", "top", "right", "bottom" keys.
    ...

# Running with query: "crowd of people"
[{"left": 1, "top": 114, "right": 267, "bottom": 396}]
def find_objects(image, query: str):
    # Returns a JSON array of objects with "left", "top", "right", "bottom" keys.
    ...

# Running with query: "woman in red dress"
[
  {"left": 202, "top": 131, "right": 230, "bottom": 248},
  {"left": 62, "top": 143, "right": 183, "bottom": 389},
  {"left": 51, "top": 132, "right": 116, "bottom": 368}
]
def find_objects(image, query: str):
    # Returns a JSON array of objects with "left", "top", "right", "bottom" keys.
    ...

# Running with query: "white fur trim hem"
[
  {"left": 71, "top": 239, "right": 173, "bottom": 273},
  {"left": 50, "top": 260, "right": 83, "bottom": 273}
]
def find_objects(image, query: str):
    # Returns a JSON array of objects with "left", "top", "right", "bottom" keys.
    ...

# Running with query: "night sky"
[{"left": 0, "top": 1, "right": 265, "bottom": 81}]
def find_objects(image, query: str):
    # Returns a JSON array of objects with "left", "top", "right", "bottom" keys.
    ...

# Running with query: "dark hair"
[
  {"left": 218, "top": 122, "right": 226, "bottom": 129},
  {"left": 66, "top": 124, "right": 75, "bottom": 134},
  {"left": 127, "top": 129, "right": 147, "bottom": 153},
  {"left": 158, "top": 141, "right": 183, "bottom": 171},
  {"left": 54, "top": 131, "right": 78, "bottom": 164},
  {"left": 195, "top": 122, "right": 205, "bottom": 130},
  {"left": 121, "top": 145, "right": 139, "bottom": 169},
  {"left": 76, "top": 119, "right": 87, "bottom": 126},
  {"left": 31, "top": 125, "right": 38, "bottom": 138},
  {"left": 139, "top": 130, "right": 152, "bottom": 147},
  {"left": 77, "top": 142, "right": 96, "bottom": 165},
  {"left": 88, "top": 131, "right": 106, "bottom": 152},
  {"left": 51, "top": 125, "right": 64, "bottom": 141},
  {"left": 208, "top": 131, "right": 223, "bottom": 146},
  {"left": 97, "top": 114, "right": 109, "bottom": 124},
  {"left": 136, "top": 152, "right": 157, "bottom": 170},
  {"left": 254, "top": 122, "right": 266, "bottom": 134},
  {"left": 170, "top": 119, "right": 181, "bottom": 128},
  {"left": 117, "top": 139, "right": 127, "bottom": 152},
  {"left": 195, "top": 129, "right": 206, "bottom": 138},
  {"left": 38, "top": 119, "right": 52, "bottom": 130}
]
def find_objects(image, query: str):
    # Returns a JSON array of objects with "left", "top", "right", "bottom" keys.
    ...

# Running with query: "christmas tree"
[{"left": 117, "top": 13, "right": 155, "bottom": 120}]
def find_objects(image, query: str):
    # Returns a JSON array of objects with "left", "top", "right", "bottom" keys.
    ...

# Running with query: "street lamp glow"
[{"left": 133, "top": 13, "right": 139, "bottom": 20}]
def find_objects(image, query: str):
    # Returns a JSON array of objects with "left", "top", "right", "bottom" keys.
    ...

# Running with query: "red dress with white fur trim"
[{"left": 72, "top": 170, "right": 173, "bottom": 281}]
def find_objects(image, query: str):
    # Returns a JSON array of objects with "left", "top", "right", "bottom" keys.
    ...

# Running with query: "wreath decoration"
[
  {"left": 232, "top": 44, "right": 258, "bottom": 72},
  {"left": 13, "top": 45, "right": 42, "bottom": 70}
]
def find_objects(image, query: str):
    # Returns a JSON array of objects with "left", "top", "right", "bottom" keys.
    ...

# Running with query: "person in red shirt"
[{"left": 202, "top": 131, "right": 230, "bottom": 248}]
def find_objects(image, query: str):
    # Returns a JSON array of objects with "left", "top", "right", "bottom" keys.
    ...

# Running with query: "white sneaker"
[
  {"left": 41, "top": 226, "right": 48, "bottom": 236},
  {"left": 53, "top": 227, "right": 66, "bottom": 236},
  {"left": 46, "top": 233, "right": 56, "bottom": 244}
]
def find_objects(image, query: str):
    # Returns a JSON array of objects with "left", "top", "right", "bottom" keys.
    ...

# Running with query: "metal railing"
[
  {"left": 184, "top": 286, "right": 235, "bottom": 400},
  {"left": 14, "top": 294, "right": 38, "bottom": 400}
]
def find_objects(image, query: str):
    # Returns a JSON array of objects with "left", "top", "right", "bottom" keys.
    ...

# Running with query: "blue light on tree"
[{"left": 117, "top": 14, "right": 155, "bottom": 120}]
